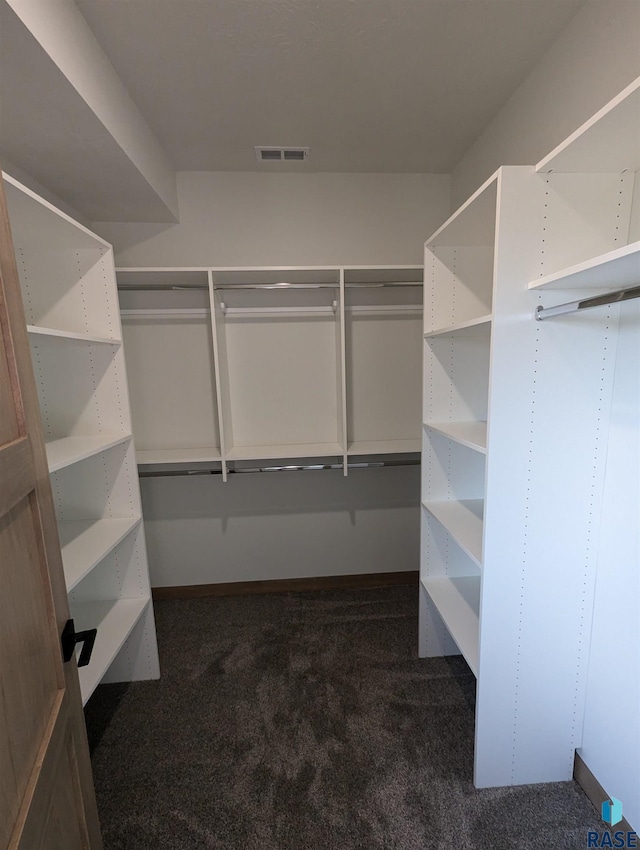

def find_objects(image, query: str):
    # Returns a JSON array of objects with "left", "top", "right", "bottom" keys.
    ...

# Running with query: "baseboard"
[
  {"left": 152, "top": 570, "right": 419, "bottom": 600},
  {"left": 574, "top": 752, "right": 634, "bottom": 833}
]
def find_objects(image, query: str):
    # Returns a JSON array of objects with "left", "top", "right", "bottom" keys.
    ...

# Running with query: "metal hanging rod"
[
  {"left": 138, "top": 458, "right": 420, "bottom": 478},
  {"left": 535, "top": 284, "right": 640, "bottom": 321}
]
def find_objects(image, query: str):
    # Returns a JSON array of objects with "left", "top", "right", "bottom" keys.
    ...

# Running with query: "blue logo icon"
[{"left": 602, "top": 797, "right": 623, "bottom": 827}]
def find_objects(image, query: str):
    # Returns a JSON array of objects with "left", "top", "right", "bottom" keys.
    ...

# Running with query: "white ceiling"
[
  {"left": 75, "top": 0, "right": 585, "bottom": 174},
  {"left": 0, "top": 0, "right": 585, "bottom": 221}
]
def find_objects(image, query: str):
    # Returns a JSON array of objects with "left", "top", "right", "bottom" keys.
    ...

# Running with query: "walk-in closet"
[{"left": 1, "top": 1, "right": 638, "bottom": 847}]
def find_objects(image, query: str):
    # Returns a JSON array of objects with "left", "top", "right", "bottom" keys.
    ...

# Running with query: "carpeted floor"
[{"left": 85, "top": 586, "right": 603, "bottom": 849}]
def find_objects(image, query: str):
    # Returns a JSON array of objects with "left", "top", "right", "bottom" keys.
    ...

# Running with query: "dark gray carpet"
[{"left": 85, "top": 586, "right": 602, "bottom": 849}]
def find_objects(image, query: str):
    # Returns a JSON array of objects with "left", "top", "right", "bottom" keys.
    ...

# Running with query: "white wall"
[
  {"left": 95, "top": 171, "right": 450, "bottom": 266},
  {"left": 100, "top": 171, "right": 449, "bottom": 586},
  {"left": 450, "top": 0, "right": 640, "bottom": 207}
]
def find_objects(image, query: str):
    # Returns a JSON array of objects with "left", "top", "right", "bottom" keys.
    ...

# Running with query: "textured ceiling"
[{"left": 75, "top": 0, "right": 585, "bottom": 173}]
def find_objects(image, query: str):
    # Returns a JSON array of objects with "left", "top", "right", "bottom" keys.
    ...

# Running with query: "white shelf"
[
  {"left": 425, "top": 314, "right": 492, "bottom": 339},
  {"left": 426, "top": 171, "right": 498, "bottom": 247},
  {"left": 528, "top": 241, "right": 640, "bottom": 291},
  {"left": 347, "top": 438, "right": 421, "bottom": 455},
  {"left": 59, "top": 517, "right": 142, "bottom": 591},
  {"left": 73, "top": 598, "right": 150, "bottom": 704},
  {"left": 137, "top": 447, "right": 222, "bottom": 465},
  {"left": 45, "top": 434, "right": 131, "bottom": 473},
  {"left": 536, "top": 77, "right": 640, "bottom": 173},
  {"left": 422, "top": 499, "right": 484, "bottom": 567},
  {"left": 226, "top": 442, "right": 343, "bottom": 461},
  {"left": 27, "top": 325, "right": 121, "bottom": 346},
  {"left": 422, "top": 576, "right": 480, "bottom": 676},
  {"left": 424, "top": 422, "right": 487, "bottom": 454}
]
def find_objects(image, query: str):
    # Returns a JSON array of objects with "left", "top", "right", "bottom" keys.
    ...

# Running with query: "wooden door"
[{"left": 0, "top": 174, "right": 102, "bottom": 849}]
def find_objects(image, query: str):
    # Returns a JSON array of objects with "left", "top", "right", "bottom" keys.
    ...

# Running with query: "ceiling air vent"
[{"left": 255, "top": 146, "right": 310, "bottom": 163}]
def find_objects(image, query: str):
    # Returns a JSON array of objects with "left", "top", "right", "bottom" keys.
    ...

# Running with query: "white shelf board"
[
  {"left": 536, "top": 77, "right": 640, "bottom": 173},
  {"left": 528, "top": 241, "right": 640, "bottom": 290},
  {"left": 59, "top": 517, "right": 142, "bottom": 591},
  {"left": 27, "top": 326, "right": 121, "bottom": 346},
  {"left": 422, "top": 499, "right": 484, "bottom": 568},
  {"left": 424, "top": 422, "right": 487, "bottom": 454},
  {"left": 46, "top": 434, "right": 131, "bottom": 473},
  {"left": 226, "top": 442, "right": 343, "bottom": 461},
  {"left": 422, "top": 575, "right": 480, "bottom": 676},
  {"left": 136, "top": 447, "right": 222, "bottom": 464},
  {"left": 3, "top": 173, "right": 110, "bottom": 251},
  {"left": 425, "top": 171, "right": 498, "bottom": 247},
  {"left": 425, "top": 314, "right": 492, "bottom": 339},
  {"left": 73, "top": 597, "right": 149, "bottom": 704},
  {"left": 347, "top": 438, "right": 421, "bottom": 455}
]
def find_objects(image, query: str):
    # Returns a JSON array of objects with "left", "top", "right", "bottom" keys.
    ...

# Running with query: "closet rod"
[
  {"left": 139, "top": 459, "right": 420, "bottom": 478},
  {"left": 535, "top": 284, "right": 640, "bottom": 321}
]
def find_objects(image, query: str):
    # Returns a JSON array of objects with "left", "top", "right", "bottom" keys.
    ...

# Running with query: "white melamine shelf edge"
[
  {"left": 73, "top": 597, "right": 150, "bottom": 704},
  {"left": 425, "top": 314, "right": 492, "bottom": 338},
  {"left": 27, "top": 325, "right": 121, "bottom": 346},
  {"left": 346, "top": 306, "right": 422, "bottom": 317},
  {"left": 116, "top": 266, "right": 211, "bottom": 272},
  {"left": 60, "top": 517, "right": 142, "bottom": 591},
  {"left": 425, "top": 170, "right": 499, "bottom": 247},
  {"left": 2, "top": 173, "right": 111, "bottom": 249},
  {"left": 226, "top": 442, "right": 344, "bottom": 461},
  {"left": 46, "top": 434, "right": 131, "bottom": 473},
  {"left": 137, "top": 447, "right": 222, "bottom": 464},
  {"left": 120, "top": 308, "right": 210, "bottom": 320},
  {"left": 528, "top": 241, "right": 640, "bottom": 290},
  {"left": 535, "top": 77, "right": 640, "bottom": 173},
  {"left": 347, "top": 439, "right": 422, "bottom": 455},
  {"left": 421, "top": 575, "right": 480, "bottom": 676},
  {"left": 424, "top": 422, "right": 487, "bottom": 454},
  {"left": 422, "top": 499, "right": 484, "bottom": 568}
]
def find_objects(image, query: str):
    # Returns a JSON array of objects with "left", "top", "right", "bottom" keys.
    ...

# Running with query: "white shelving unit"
[
  {"left": 4, "top": 173, "right": 159, "bottom": 705},
  {"left": 117, "top": 265, "right": 423, "bottom": 478},
  {"left": 344, "top": 267, "right": 423, "bottom": 458},
  {"left": 420, "top": 77, "right": 638, "bottom": 789}
]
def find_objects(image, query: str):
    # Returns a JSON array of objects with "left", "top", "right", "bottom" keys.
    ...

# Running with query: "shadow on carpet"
[{"left": 85, "top": 586, "right": 602, "bottom": 849}]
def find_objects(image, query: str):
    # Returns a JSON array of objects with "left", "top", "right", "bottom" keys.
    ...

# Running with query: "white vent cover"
[{"left": 255, "top": 146, "right": 310, "bottom": 163}]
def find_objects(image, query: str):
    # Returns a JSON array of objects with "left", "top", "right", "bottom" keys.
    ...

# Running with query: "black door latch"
[{"left": 61, "top": 619, "right": 97, "bottom": 668}]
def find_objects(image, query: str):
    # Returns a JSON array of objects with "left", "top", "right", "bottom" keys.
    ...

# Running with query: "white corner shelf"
[
  {"left": 27, "top": 326, "right": 121, "bottom": 346},
  {"left": 528, "top": 241, "right": 640, "bottom": 291},
  {"left": 347, "top": 438, "right": 421, "bottom": 455},
  {"left": 535, "top": 77, "right": 640, "bottom": 173},
  {"left": 425, "top": 315, "right": 492, "bottom": 339},
  {"left": 422, "top": 576, "right": 480, "bottom": 676},
  {"left": 73, "top": 597, "right": 150, "bottom": 704},
  {"left": 423, "top": 499, "right": 484, "bottom": 568},
  {"left": 136, "top": 447, "right": 221, "bottom": 465},
  {"left": 59, "top": 517, "right": 142, "bottom": 591},
  {"left": 424, "top": 422, "right": 487, "bottom": 454},
  {"left": 45, "top": 434, "right": 132, "bottom": 473},
  {"left": 225, "top": 442, "right": 343, "bottom": 462}
]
